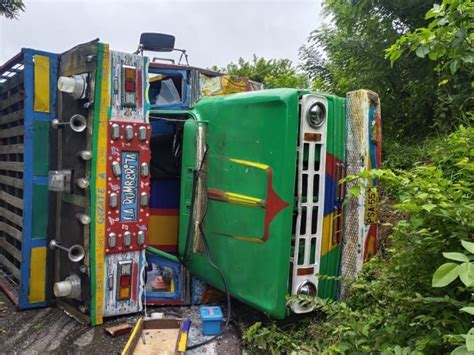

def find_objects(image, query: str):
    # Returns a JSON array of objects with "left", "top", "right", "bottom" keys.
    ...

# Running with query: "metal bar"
[
  {"left": 192, "top": 121, "right": 207, "bottom": 254},
  {"left": 0, "top": 254, "right": 20, "bottom": 280},
  {"left": 0, "top": 206, "right": 23, "bottom": 226},
  {"left": 0, "top": 144, "right": 24, "bottom": 155},
  {"left": 0, "top": 110, "right": 24, "bottom": 126},
  {"left": 0, "top": 190, "right": 23, "bottom": 210},
  {"left": 0, "top": 125, "right": 24, "bottom": 139},
  {"left": 0, "top": 238, "right": 22, "bottom": 261},
  {"left": 0, "top": 222, "right": 22, "bottom": 242},
  {"left": 0, "top": 175, "right": 23, "bottom": 189},
  {"left": 0, "top": 161, "right": 23, "bottom": 173}
]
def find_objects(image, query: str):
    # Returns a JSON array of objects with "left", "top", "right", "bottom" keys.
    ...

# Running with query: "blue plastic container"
[{"left": 200, "top": 306, "right": 223, "bottom": 336}]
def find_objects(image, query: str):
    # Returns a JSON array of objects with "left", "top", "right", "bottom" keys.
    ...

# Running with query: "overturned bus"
[{"left": 0, "top": 34, "right": 381, "bottom": 324}]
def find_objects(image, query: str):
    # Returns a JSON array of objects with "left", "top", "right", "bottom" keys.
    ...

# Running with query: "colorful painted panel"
[
  {"left": 103, "top": 250, "right": 145, "bottom": 316},
  {"left": 340, "top": 89, "right": 382, "bottom": 297}
]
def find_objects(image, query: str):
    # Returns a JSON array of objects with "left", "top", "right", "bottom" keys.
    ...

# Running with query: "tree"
[
  {"left": 0, "top": 0, "right": 25, "bottom": 19},
  {"left": 300, "top": 0, "right": 441, "bottom": 143},
  {"left": 220, "top": 55, "right": 309, "bottom": 89},
  {"left": 387, "top": 0, "right": 474, "bottom": 128}
]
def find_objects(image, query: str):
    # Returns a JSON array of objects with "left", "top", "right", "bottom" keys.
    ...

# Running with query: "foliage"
[
  {"left": 218, "top": 55, "right": 309, "bottom": 89},
  {"left": 386, "top": 0, "right": 474, "bottom": 130},
  {"left": 300, "top": 0, "right": 440, "bottom": 143},
  {"left": 432, "top": 240, "right": 474, "bottom": 354},
  {"left": 0, "top": 0, "right": 25, "bottom": 19},
  {"left": 243, "top": 126, "right": 474, "bottom": 354}
]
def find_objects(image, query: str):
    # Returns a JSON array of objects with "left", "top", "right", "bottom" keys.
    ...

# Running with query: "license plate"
[{"left": 364, "top": 187, "right": 378, "bottom": 225}]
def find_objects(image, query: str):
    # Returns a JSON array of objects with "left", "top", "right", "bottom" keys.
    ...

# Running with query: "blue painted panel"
[{"left": 17, "top": 49, "right": 58, "bottom": 309}]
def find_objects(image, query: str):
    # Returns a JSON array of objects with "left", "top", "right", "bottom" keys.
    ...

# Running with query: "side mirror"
[{"left": 139, "top": 33, "right": 175, "bottom": 52}]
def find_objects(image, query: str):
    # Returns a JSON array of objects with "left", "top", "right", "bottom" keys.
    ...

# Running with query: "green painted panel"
[
  {"left": 32, "top": 184, "right": 48, "bottom": 239},
  {"left": 179, "top": 89, "right": 300, "bottom": 319},
  {"left": 324, "top": 95, "right": 346, "bottom": 161},
  {"left": 33, "top": 120, "right": 50, "bottom": 176},
  {"left": 318, "top": 245, "right": 342, "bottom": 299}
]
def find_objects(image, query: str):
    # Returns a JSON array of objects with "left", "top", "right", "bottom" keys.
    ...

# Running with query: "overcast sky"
[{"left": 0, "top": 0, "right": 325, "bottom": 69}]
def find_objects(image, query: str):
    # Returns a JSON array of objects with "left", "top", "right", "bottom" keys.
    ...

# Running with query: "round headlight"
[
  {"left": 307, "top": 102, "right": 326, "bottom": 128},
  {"left": 297, "top": 281, "right": 317, "bottom": 297}
]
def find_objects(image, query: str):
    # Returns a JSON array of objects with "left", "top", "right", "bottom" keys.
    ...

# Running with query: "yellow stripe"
[
  {"left": 121, "top": 318, "right": 143, "bottom": 355},
  {"left": 229, "top": 158, "right": 269, "bottom": 170},
  {"left": 33, "top": 55, "right": 50, "bottom": 113},
  {"left": 93, "top": 45, "right": 110, "bottom": 325},
  {"left": 178, "top": 333, "right": 188, "bottom": 352},
  {"left": 225, "top": 191, "right": 263, "bottom": 207},
  {"left": 28, "top": 247, "right": 46, "bottom": 303}
]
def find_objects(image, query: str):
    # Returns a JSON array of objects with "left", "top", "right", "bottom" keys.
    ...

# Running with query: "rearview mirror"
[{"left": 139, "top": 33, "right": 175, "bottom": 52}]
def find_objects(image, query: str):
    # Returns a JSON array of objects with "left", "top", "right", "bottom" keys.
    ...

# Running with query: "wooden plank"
[
  {"left": 0, "top": 222, "right": 22, "bottom": 242},
  {"left": 0, "top": 92, "right": 23, "bottom": 111},
  {"left": 0, "top": 274, "right": 19, "bottom": 304},
  {"left": 0, "top": 238, "right": 21, "bottom": 261},
  {"left": 0, "top": 161, "right": 23, "bottom": 173},
  {"left": 0, "top": 175, "right": 23, "bottom": 189},
  {"left": 0, "top": 110, "right": 23, "bottom": 126},
  {"left": 0, "top": 125, "right": 24, "bottom": 139},
  {"left": 0, "top": 206, "right": 22, "bottom": 226},
  {"left": 132, "top": 329, "right": 180, "bottom": 355},
  {"left": 0, "top": 144, "right": 24, "bottom": 155},
  {"left": 0, "top": 254, "right": 20, "bottom": 280},
  {"left": 0, "top": 190, "right": 23, "bottom": 210}
]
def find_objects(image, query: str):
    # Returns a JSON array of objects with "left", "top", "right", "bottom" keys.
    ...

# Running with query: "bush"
[{"left": 243, "top": 126, "right": 474, "bottom": 354}]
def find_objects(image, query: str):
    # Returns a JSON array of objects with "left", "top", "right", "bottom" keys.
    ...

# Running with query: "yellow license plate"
[{"left": 364, "top": 188, "right": 379, "bottom": 225}]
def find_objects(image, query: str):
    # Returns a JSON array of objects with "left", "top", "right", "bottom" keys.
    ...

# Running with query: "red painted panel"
[{"left": 105, "top": 121, "right": 151, "bottom": 254}]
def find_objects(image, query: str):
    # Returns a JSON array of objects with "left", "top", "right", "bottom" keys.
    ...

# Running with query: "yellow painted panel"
[
  {"left": 321, "top": 213, "right": 335, "bottom": 256},
  {"left": 28, "top": 247, "right": 46, "bottom": 303},
  {"left": 148, "top": 215, "right": 179, "bottom": 246},
  {"left": 34, "top": 55, "right": 50, "bottom": 113}
]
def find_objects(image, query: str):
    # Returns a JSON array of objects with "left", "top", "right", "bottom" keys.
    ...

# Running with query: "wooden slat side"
[
  {"left": 0, "top": 238, "right": 21, "bottom": 261},
  {"left": 0, "top": 161, "right": 23, "bottom": 173},
  {"left": 0, "top": 110, "right": 24, "bottom": 126},
  {"left": 0, "top": 72, "right": 24, "bottom": 95},
  {"left": 0, "top": 176, "right": 23, "bottom": 189},
  {"left": 0, "top": 222, "right": 22, "bottom": 242},
  {"left": 0, "top": 92, "right": 23, "bottom": 110},
  {"left": 0, "top": 254, "right": 20, "bottom": 280},
  {"left": 0, "top": 190, "right": 23, "bottom": 210},
  {"left": 0, "top": 206, "right": 22, "bottom": 226},
  {"left": 0, "top": 144, "right": 23, "bottom": 155},
  {"left": 0, "top": 125, "right": 24, "bottom": 139}
]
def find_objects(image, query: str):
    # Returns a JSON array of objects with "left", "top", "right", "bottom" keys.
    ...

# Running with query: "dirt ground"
[{"left": 0, "top": 291, "right": 243, "bottom": 354}]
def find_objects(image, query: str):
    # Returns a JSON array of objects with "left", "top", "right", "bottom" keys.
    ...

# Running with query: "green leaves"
[
  {"left": 416, "top": 46, "right": 430, "bottom": 58},
  {"left": 460, "top": 307, "right": 474, "bottom": 315},
  {"left": 462, "top": 241, "right": 474, "bottom": 254},
  {"left": 443, "top": 252, "right": 470, "bottom": 262},
  {"left": 222, "top": 56, "right": 308, "bottom": 89},
  {"left": 432, "top": 263, "right": 460, "bottom": 287},
  {"left": 459, "top": 262, "right": 474, "bottom": 288}
]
